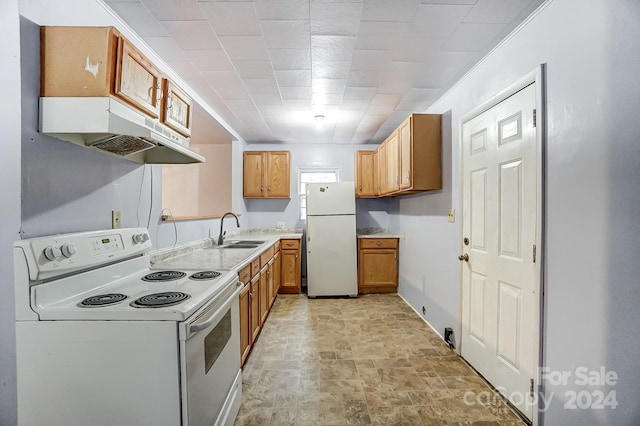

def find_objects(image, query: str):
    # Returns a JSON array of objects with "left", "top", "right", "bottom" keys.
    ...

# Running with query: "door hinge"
[
  {"left": 532, "top": 244, "right": 537, "bottom": 263},
  {"left": 530, "top": 378, "right": 534, "bottom": 398},
  {"left": 533, "top": 109, "right": 537, "bottom": 128}
]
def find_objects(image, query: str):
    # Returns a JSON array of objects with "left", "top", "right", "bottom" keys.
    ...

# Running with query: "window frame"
[{"left": 298, "top": 168, "right": 340, "bottom": 220}]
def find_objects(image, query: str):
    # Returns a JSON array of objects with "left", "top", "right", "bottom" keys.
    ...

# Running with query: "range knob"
[
  {"left": 61, "top": 244, "right": 77, "bottom": 258},
  {"left": 43, "top": 246, "right": 62, "bottom": 261},
  {"left": 133, "top": 233, "right": 148, "bottom": 244}
]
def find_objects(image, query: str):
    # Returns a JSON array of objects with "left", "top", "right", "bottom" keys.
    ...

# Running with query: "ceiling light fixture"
[{"left": 314, "top": 114, "right": 325, "bottom": 122}]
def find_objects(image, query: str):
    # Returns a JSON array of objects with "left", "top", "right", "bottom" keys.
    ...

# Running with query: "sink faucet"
[{"left": 218, "top": 212, "right": 240, "bottom": 245}]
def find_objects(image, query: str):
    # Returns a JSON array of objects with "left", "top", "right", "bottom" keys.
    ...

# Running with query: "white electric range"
[{"left": 14, "top": 228, "right": 242, "bottom": 426}]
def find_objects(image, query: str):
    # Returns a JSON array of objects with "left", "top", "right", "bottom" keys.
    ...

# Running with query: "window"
[{"left": 299, "top": 169, "right": 339, "bottom": 220}]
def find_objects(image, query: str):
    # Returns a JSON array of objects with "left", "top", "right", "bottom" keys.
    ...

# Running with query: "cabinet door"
[
  {"left": 385, "top": 131, "right": 400, "bottom": 193},
  {"left": 266, "top": 151, "right": 290, "bottom": 198},
  {"left": 114, "top": 38, "right": 162, "bottom": 118},
  {"left": 355, "top": 151, "right": 376, "bottom": 198},
  {"left": 243, "top": 152, "right": 265, "bottom": 197},
  {"left": 377, "top": 142, "right": 387, "bottom": 195},
  {"left": 399, "top": 117, "right": 412, "bottom": 190},
  {"left": 239, "top": 283, "right": 251, "bottom": 365},
  {"left": 162, "top": 79, "right": 192, "bottom": 137},
  {"left": 279, "top": 249, "right": 301, "bottom": 294},
  {"left": 273, "top": 251, "right": 281, "bottom": 301},
  {"left": 250, "top": 277, "right": 261, "bottom": 342},
  {"left": 259, "top": 266, "right": 269, "bottom": 324},
  {"left": 359, "top": 249, "right": 398, "bottom": 292}
]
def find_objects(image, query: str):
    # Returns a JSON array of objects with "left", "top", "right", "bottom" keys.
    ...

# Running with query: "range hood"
[{"left": 39, "top": 97, "right": 205, "bottom": 164}]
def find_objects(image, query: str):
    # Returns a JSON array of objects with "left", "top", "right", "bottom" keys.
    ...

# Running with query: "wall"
[
  {"left": 0, "top": 0, "right": 22, "bottom": 423},
  {"left": 162, "top": 144, "right": 233, "bottom": 218},
  {"left": 393, "top": 0, "right": 640, "bottom": 423}
]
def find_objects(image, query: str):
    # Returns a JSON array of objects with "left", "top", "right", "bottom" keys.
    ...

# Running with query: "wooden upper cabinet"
[
  {"left": 243, "top": 151, "right": 290, "bottom": 198},
  {"left": 161, "top": 79, "right": 192, "bottom": 137},
  {"left": 385, "top": 131, "right": 400, "bottom": 194},
  {"left": 266, "top": 151, "right": 290, "bottom": 198},
  {"left": 377, "top": 141, "right": 387, "bottom": 195},
  {"left": 397, "top": 114, "right": 442, "bottom": 193},
  {"left": 370, "top": 113, "right": 442, "bottom": 197},
  {"left": 114, "top": 38, "right": 162, "bottom": 118},
  {"left": 355, "top": 151, "right": 376, "bottom": 198},
  {"left": 40, "top": 26, "right": 193, "bottom": 135}
]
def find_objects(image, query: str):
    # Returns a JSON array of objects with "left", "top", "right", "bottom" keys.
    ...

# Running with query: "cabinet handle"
[
  {"left": 268, "top": 185, "right": 271, "bottom": 192},
  {"left": 359, "top": 185, "right": 362, "bottom": 191},
  {"left": 166, "top": 93, "right": 173, "bottom": 109},
  {"left": 295, "top": 254, "right": 298, "bottom": 259},
  {"left": 260, "top": 186, "right": 264, "bottom": 192},
  {"left": 375, "top": 241, "right": 383, "bottom": 246},
  {"left": 156, "top": 84, "right": 163, "bottom": 107},
  {"left": 286, "top": 243, "right": 294, "bottom": 247},
  {"left": 394, "top": 254, "right": 397, "bottom": 261}
]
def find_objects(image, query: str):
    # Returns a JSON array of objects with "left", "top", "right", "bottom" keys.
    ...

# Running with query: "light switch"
[{"left": 447, "top": 209, "right": 455, "bottom": 223}]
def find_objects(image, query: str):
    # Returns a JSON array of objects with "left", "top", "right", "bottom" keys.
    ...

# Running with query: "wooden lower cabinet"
[
  {"left": 358, "top": 238, "right": 399, "bottom": 293},
  {"left": 250, "top": 275, "right": 261, "bottom": 343},
  {"left": 259, "top": 265, "right": 269, "bottom": 325},
  {"left": 279, "top": 239, "right": 301, "bottom": 294},
  {"left": 239, "top": 283, "right": 251, "bottom": 365}
]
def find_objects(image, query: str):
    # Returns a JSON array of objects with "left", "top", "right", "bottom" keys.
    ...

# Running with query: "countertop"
[
  {"left": 356, "top": 228, "right": 402, "bottom": 239},
  {"left": 150, "top": 229, "right": 303, "bottom": 272}
]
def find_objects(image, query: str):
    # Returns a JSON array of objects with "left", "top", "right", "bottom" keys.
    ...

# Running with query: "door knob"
[{"left": 458, "top": 254, "right": 469, "bottom": 262}]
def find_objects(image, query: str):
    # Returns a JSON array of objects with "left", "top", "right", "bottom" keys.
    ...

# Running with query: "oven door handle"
[{"left": 189, "top": 282, "right": 242, "bottom": 334}]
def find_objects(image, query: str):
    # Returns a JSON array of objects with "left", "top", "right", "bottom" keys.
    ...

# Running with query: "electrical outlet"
[
  {"left": 276, "top": 221, "right": 285, "bottom": 229},
  {"left": 112, "top": 210, "right": 121, "bottom": 229},
  {"left": 447, "top": 208, "right": 455, "bottom": 223}
]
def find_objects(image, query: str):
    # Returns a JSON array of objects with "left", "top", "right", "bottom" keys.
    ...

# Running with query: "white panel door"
[
  {"left": 306, "top": 215, "right": 358, "bottom": 297},
  {"left": 461, "top": 83, "right": 538, "bottom": 420}
]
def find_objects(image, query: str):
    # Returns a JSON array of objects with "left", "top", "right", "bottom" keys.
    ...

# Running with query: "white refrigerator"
[{"left": 306, "top": 182, "right": 358, "bottom": 297}]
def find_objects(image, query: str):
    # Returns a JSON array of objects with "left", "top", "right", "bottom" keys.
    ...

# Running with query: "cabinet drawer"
[
  {"left": 260, "top": 246, "right": 274, "bottom": 267},
  {"left": 359, "top": 238, "right": 399, "bottom": 249},
  {"left": 239, "top": 265, "right": 251, "bottom": 285},
  {"left": 251, "top": 258, "right": 261, "bottom": 278},
  {"left": 280, "top": 239, "right": 300, "bottom": 250}
]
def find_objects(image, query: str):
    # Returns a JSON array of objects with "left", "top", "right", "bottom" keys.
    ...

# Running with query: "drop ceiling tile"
[
  {"left": 463, "top": 0, "right": 532, "bottom": 24},
  {"left": 310, "top": 1, "right": 363, "bottom": 36},
  {"left": 225, "top": 99, "right": 258, "bottom": 111},
  {"left": 256, "top": 0, "right": 310, "bottom": 20},
  {"left": 377, "top": 78, "right": 412, "bottom": 95},
  {"left": 105, "top": 3, "right": 169, "bottom": 37},
  {"left": 280, "top": 86, "right": 313, "bottom": 100},
  {"left": 244, "top": 78, "right": 281, "bottom": 95},
  {"left": 356, "top": 22, "right": 408, "bottom": 50},
  {"left": 347, "top": 70, "right": 383, "bottom": 87},
  {"left": 419, "top": 0, "right": 476, "bottom": 4},
  {"left": 361, "top": 0, "right": 420, "bottom": 22},
  {"left": 199, "top": 2, "right": 262, "bottom": 36},
  {"left": 203, "top": 70, "right": 244, "bottom": 89},
  {"left": 442, "top": 22, "right": 506, "bottom": 51},
  {"left": 275, "top": 70, "right": 312, "bottom": 87},
  {"left": 142, "top": 0, "right": 205, "bottom": 21},
  {"left": 185, "top": 49, "right": 234, "bottom": 71},
  {"left": 251, "top": 93, "right": 284, "bottom": 105},
  {"left": 160, "top": 20, "right": 221, "bottom": 50},
  {"left": 312, "top": 78, "right": 347, "bottom": 94},
  {"left": 166, "top": 60, "right": 202, "bottom": 79},
  {"left": 340, "top": 99, "right": 371, "bottom": 110},
  {"left": 391, "top": 37, "right": 442, "bottom": 62},
  {"left": 351, "top": 49, "right": 393, "bottom": 70},
  {"left": 261, "top": 21, "right": 310, "bottom": 49},
  {"left": 316, "top": 93, "right": 344, "bottom": 105},
  {"left": 395, "top": 88, "right": 439, "bottom": 110},
  {"left": 283, "top": 99, "right": 312, "bottom": 110},
  {"left": 355, "top": 114, "right": 386, "bottom": 133},
  {"left": 371, "top": 93, "right": 401, "bottom": 107},
  {"left": 235, "top": 61, "right": 276, "bottom": 79},
  {"left": 409, "top": 4, "right": 473, "bottom": 38},
  {"left": 343, "top": 87, "right": 376, "bottom": 100},
  {"left": 143, "top": 36, "right": 188, "bottom": 61},
  {"left": 257, "top": 104, "right": 286, "bottom": 115},
  {"left": 218, "top": 36, "right": 270, "bottom": 60},
  {"left": 268, "top": 48, "right": 312, "bottom": 70},
  {"left": 311, "top": 36, "right": 357, "bottom": 61},
  {"left": 312, "top": 60, "right": 352, "bottom": 79}
]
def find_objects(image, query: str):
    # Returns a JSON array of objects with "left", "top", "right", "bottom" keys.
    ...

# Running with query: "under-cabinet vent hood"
[{"left": 39, "top": 97, "right": 205, "bottom": 164}]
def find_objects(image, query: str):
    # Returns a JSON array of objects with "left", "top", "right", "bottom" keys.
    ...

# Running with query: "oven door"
[{"left": 181, "top": 279, "right": 242, "bottom": 426}]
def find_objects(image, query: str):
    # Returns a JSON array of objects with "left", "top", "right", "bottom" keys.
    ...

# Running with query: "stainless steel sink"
[
  {"left": 223, "top": 244, "right": 260, "bottom": 249},
  {"left": 228, "top": 240, "right": 266, "bottom": 244}
]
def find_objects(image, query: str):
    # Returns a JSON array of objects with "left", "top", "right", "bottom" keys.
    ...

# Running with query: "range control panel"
[{"left": 15, "top": 228, "right": 152, "bottom": 282}]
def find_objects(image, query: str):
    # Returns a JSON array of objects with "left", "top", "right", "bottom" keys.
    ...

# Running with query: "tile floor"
[{"left": 234, "top": 294, "right": 526, "bottom": 426}]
